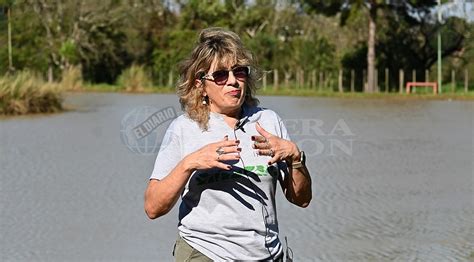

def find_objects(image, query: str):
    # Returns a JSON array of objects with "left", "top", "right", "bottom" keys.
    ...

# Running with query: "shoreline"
[
  {"left": 75, "top": 86, "right": 474, "bottom": 101},
  {"left": 2, "top": 90, "right": 473, "bottom": 118}
]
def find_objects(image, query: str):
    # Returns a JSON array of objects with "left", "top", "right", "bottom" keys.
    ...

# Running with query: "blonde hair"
[{"left": 177, "top": 27, "right": 260, "bottom": 131}]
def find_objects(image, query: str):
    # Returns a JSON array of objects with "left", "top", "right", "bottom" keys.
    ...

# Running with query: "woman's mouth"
[{"left": 226, "top": 90, "right": 241, "bottom": 97}]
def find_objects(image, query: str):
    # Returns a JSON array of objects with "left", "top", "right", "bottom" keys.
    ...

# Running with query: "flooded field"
[{"left": 1, "top": 93, "right": 472, "bottom": 261}]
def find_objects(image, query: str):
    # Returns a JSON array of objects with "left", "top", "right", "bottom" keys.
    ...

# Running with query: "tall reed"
[
  {"left": 117, "top": 64, "right": 152, "bottom": 92},
  {"left": 61, "top": 65, "right": 83, "bottom": 91},
  {"left": 0, "top": 71, "right": 64, "bottom": 115}
]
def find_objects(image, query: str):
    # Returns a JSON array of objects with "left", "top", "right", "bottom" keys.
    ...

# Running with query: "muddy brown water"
[{"left": 1, "top": 93, "right": 472, "bottom": 261}]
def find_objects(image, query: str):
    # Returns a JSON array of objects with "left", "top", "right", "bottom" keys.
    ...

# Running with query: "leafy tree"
[
  {"left": 300, "top": 0, "right": 437, "bottom": 92},
  {"left": 152, "top": 29, "right": 196, "bottom": 85},
  {"left": 0, "top": 0, "right": 135, "bottom": 83},
  {"left": 0, "top": 1, "right": 50, "bottom": 75},
  {"left": 344, "top": 11, "right": 470, "bottom": 90},
  {"left": 177, "top": 0, "right": 231, "bottom": 30},
  {"left": 1, "top": 0, "right": 468, "bottom": 91}
]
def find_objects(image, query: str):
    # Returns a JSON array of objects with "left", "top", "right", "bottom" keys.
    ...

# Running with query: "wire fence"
[
  {"left": 258, "top": 68, "right": 472, "bottom": 93},
  {"left": 155, "top": 68, "right": 471, "bottom": 93}
]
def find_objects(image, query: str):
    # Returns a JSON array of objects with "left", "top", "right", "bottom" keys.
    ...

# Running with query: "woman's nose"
[{"left": 226, "top": 71, "right": 237, "bottom": 85}]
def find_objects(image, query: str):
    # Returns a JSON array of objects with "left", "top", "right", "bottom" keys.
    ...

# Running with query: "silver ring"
[{"left": 216, "top": 147, "right": 225, "bottom": 156}]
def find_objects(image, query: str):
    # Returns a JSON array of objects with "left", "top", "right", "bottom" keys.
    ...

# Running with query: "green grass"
[
  {"left": 79, "top": 84, "right": 474, "bottom": 100},
  {"left": 257, "top": 86, "right": 474, "bottom": 100},
  {"left": 3, "top": 76, "right": 471, "bottom": 117}
]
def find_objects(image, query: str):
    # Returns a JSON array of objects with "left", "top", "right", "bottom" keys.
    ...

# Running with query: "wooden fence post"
[
  {"left": 325, "top": 72, "right": 331, "bottom": 91},
  {"left": 263, "top": 72, "right": 267, "bottom": 90},
  {"left": 300, "top": 69, "right": 304, "bottom": 88},
  {"left": 273, "top": 69, "right": 279, "bottom": 91},
  {"left": 385, "top": 68, "right": 389, "bottom": 93},
  {"left": 452, "top": 70, "right": 456, "bottom": 93},
  {"left": 284, "top": 71, "right": 290, "bottom": 88},
  {"left": 168, "top": 71, "right": 173, "bottom": 87},
  {"left": 465, "top": 69, "right": 468, "bottom": 93},
  {"left": 399, "top": 69, "right": 404, "bottom": 93},
  {"left": 295, "top": 70, "right": 299, "bottom": 88},
  {"left": 319, "top": 72, "right": 323, "bottom": 92},
  {"left": 338, "top": 69, "right": 343, "bottom": 93},
  {"left": 327, "top": 73, "right": 331, "bottom": 91},
  {"left": 375, "top": 68, "right": 379, "bottom": 92},
  {"left": 351, "top": 70, "right": 355, "bottom": 92},
  {"left": 159, "top": 71, "right": 163, "bottom": 87},
  {"left": 363, "top": 70, "right": 367, "bottom": 92},
  {"left": 329, "top": 72, "right": 334, "bottom": 91}
]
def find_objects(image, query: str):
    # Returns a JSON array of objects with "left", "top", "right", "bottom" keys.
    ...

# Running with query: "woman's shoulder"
[{"left": 245, "top": 105, "right": 283, "bottom": 122}]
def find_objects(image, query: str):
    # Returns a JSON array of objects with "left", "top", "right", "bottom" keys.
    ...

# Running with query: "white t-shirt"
[{"left": 150, "top": 105, "right": 290, "bottom": 261}]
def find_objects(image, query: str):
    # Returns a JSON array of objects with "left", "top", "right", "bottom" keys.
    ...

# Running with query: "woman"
[{"left": 145, "top": 27, "right": 312, "bottom": 261}]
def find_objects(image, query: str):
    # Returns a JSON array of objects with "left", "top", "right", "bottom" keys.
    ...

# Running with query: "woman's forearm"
[
  {"left": 144, "top": 157, "right": 194, "bottom": 219},
  {"left": 282, "top": 146, "right": 312, "bottom": 207},
  {"left": 286, "top": 166, "right": 312, "bottom": 208}
]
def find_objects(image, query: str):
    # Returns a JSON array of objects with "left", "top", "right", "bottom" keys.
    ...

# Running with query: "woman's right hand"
[
  {"left": 184, "top": 135, "right": 241, "bottom": 171},
  {"left": 145, "top": 136, "right": 240, "bottom": 219}
]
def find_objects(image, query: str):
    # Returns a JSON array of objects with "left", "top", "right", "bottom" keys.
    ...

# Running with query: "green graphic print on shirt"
[{"left": 195, "top": 165, "right": 277, "bottom": 186}]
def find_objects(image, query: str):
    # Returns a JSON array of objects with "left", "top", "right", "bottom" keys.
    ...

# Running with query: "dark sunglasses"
[{"left": 200, "top": 66, "right": 250, "bottom": 85}]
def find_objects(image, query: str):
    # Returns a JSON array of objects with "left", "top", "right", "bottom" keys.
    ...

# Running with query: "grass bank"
[
  {"left": 81, "top": 84, "right": 474, "bottom": 101},
  {"left": 257, "top": 87, "right": 474, "bottom": 100},
  {"left": 0, "top": 71, "right": 64, "bottom": 115}
]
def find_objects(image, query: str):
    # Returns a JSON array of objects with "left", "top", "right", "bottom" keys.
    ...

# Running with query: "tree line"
[{"left": 0, "top": 0, "right": 472, "bottom": 92}]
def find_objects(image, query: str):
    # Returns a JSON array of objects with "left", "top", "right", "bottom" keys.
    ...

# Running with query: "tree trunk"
[
  {"left": 366, "top": 8, "right": 376, "bottom": 93},
  {"left": 7, "top": 6, "right": 14, "bottom": 72}
]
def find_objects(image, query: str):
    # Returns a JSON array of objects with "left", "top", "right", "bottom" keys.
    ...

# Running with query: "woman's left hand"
[{"left": 253, "top": 122, "right": 300, "bottom": 165}]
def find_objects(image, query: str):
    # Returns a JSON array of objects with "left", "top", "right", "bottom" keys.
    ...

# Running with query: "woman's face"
[{"left": 201, "top": 58, "right": 248, "bottom": 116}]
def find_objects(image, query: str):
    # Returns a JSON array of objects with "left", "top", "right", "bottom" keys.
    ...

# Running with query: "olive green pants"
[
  {"left": 174, "top": 236, "right": 213, "bottom": 262},
  {"left": 173, "top": 236, "right": 285, "bottom": 262}
]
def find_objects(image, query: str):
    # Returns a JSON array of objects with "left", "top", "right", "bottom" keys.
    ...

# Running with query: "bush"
[
  {"left": 117, "top": 64, "right": 152, "bottom": 92},
  {"left": 61, "top": 65, "right": 83, "bottom": 90},
  {"left": 0, "top": 71, "right": 64, "bottom": 115}
]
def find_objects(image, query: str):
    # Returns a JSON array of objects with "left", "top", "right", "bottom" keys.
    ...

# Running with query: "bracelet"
[
  {"left": 292, "top": 161, "right": 304, "bottom": 169},
  {"left": 291, "top": 151, "right": 305, "bottom": 169}
]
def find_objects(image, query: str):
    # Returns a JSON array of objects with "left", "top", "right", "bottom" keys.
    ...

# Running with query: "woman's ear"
[
  {"left": 194, "top": 79, "right": 203, "bottom": 89},
  {"left": 197, "top": 83, "right": 207, "bottom": 97}
]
